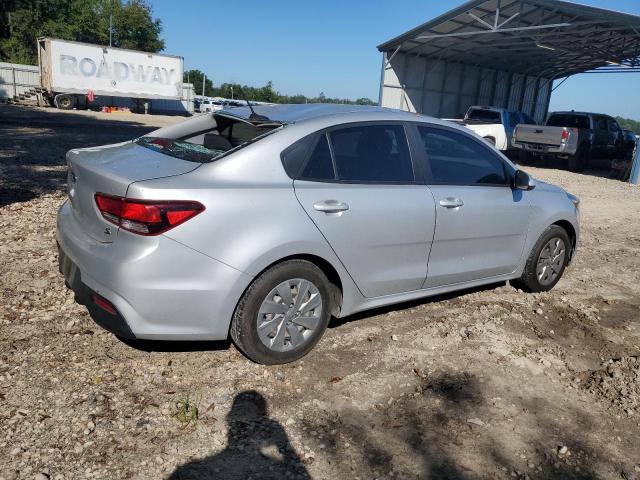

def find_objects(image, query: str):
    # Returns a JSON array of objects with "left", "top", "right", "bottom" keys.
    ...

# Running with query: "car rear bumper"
[
  {"left": 56, "top": 200, "right": 253, "bottom": 340},
  {"left": 513, "top": 142, "right": 577, "bottom": 157}
]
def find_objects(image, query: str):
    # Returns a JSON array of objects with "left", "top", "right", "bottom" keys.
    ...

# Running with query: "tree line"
[
  {"left": 184, "top": 69, "right": 376, "bottom": 106},
  {"left": 0, "top": 0, "right": 164, "bottom": 64},
  {"left": 616, "top": 117, "right": 640, "bottom": 135}
]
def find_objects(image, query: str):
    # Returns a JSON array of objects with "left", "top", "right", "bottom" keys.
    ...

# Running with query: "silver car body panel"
[{"left": 57, "top": 104, "right": 580, "bottom": 340}]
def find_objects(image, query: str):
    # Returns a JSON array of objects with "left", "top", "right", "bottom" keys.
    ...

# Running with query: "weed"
[{"left": 174, "top": 396, "right": 199, "bottom": 425}]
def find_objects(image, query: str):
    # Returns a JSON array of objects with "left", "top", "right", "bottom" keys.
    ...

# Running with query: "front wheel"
[
  {"left": 230, "top": 260, "right": 332, "bottom": 364},
  {"left": 513, "top": 225, "right": 571, "bottom": 293}
]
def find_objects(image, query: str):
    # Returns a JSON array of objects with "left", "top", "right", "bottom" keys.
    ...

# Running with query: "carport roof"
[{"left": 378, "top": 0, "right": 640, "bottom": 79}]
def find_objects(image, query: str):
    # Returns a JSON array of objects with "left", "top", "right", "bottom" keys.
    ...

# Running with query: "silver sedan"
[{"left": 57, "top": 104, "right": 580, "bottom": 364}]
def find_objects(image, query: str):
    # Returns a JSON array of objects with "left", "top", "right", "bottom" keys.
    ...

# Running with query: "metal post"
[
  {"left": 202, "top": 74, "right": 206, "bottom": 97},
  {"left": 12, "top": 67, "right": 17, "bottom": 99},
  {"left": 109, "top": 14, "right": 113, "bottom": 47},
  {"left": 629, "top": 138, "right": 640, "bottom": 185}
]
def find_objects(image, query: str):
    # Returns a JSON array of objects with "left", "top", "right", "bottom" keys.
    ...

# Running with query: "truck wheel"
[
  {"left": 513, "top": 225, "right": 571, "bottom": 293},
  {"left": 54, "top": 94, "right": 76, "bottom": 110},
  {"left": 567, "top": 144, "right": 588, "bottom": 173},
  {"left": 518, "top": 149, "right": 535, "bottom": 165}
]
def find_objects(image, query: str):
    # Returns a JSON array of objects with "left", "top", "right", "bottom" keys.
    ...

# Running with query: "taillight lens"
[
  {"left": 561, "top": 129, "right": 570, "bottom": 143},
  {"left": 95, "top": 193, "right": 204, "bottom": 235}
]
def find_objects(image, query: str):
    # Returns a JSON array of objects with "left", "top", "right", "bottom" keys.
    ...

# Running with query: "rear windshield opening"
[
  {"left": 466, "top": 109, "right": 501, "bottom": 124},
  {"left": 137, "top": 114, "right": 283, "bottom": 163}
]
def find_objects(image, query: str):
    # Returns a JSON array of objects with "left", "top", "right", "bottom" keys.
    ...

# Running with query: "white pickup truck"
[{"left": 450, "top": 106, "right": 537, "bottom": 151}]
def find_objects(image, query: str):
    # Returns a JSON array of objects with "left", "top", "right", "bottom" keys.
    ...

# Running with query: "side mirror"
[{"left": 513, "top": 170, "right": 536, "bottom": 191}]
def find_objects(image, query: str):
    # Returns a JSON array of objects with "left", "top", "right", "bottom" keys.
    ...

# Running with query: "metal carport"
[{"left": 377, "top": 0, "right": 640, "bottom": 122}]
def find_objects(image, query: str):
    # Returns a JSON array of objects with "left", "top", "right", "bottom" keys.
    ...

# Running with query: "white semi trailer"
[{"left": 37, "top": 38, "right": 183, "bottom": 110}]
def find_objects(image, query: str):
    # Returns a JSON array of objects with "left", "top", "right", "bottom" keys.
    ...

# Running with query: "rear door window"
[
  {"left": 300, "top": 134, "right": 335, "bottom": 181},
  {"left": 328, "top": 124, "right": 414, "bottom": 183},
  {"left": 548, "top": 114, "right": 590, "bottom": 129},
  {"left": 417, "top": 126, "right": 508, "bottom": 186}
]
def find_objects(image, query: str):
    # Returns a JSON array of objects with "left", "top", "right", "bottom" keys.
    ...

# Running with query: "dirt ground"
[{"left": 1, "top": 104, "right": 639, "bottom": 480}]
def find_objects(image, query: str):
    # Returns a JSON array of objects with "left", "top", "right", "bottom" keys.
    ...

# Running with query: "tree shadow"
[
  {"left": 300, "top": 369, "right": 609, "bottom": 479},
  {"left": 0, "top": 104, "right": 160, "bottom": 207},
  {"left": 168, "top": 391, "right": 311, "bottom": 480}
]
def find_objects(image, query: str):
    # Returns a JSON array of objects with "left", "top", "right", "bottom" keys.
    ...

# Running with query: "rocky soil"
[{"left": 1, "top": 105, "right": 639, "bottom": 479}]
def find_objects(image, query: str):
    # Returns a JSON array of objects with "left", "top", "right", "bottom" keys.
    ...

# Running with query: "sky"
[{"left": 149, "top": 0, "right": 640, "bottom": 119}]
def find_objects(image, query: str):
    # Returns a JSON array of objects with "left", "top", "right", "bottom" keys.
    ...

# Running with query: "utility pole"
[
  {"left": 109, "top": 13, "right": 113, "bottom": 46},
  {"left": 202, "top": 74, "right": 206, "bottom": 97}
]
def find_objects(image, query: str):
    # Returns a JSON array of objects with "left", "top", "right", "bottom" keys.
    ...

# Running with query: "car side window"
[
  {"left": 608, "top": 119, "right": 620, "bottom": 133},
  {"left": 300, "top": 134, "right": 335, "bottom": 181},
  {"left": 326, "top": 124, "right": 414, "bottom": 183},
  {"left": 417, "top": 126, "right": 508, "bottom": 186},
  {"left": 596, "top": 117, "right": 608, "bottom": 131}
]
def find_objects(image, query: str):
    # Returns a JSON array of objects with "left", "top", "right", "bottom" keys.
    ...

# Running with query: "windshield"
[
  {"left": 466, "top": 109, "right": 501, "bottom": 124},
  {"left": 136, "top": 137, "right": 226, "bottom": 163}
]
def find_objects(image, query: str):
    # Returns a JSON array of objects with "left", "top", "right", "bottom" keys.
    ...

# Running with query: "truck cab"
[{"left": 460, "top": 106, "right": 536, "bottom": 151}]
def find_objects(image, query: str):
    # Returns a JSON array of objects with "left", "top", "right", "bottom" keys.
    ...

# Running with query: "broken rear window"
[{"left": 136, "top": 137, "right": 223, "bottom": 163}]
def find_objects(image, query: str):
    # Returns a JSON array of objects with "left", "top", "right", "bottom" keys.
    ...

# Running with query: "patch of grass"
[
  {"left": 174, "top": 396, "right": 199, "bottom": 425},
  {"left": 510, "top": 345, "right": 529, "bottom": 358}
]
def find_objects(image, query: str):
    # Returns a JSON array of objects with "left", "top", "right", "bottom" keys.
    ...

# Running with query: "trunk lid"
[
  {"left": 66, "top": 141, "right": 201, "bottom": 243},
  {"left": 514, "top": 124, "right": 564, "bottom": 146}
]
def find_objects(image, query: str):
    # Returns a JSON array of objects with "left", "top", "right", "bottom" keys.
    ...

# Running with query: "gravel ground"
[{"left": 1, "top": 105, "right": 639, "bottom": 480}]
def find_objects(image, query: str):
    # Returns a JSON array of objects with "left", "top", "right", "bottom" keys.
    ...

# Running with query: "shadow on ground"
[
  {"left": 0, "top": 104, "right": 159, "bottom": 207},
  {"left": 168, "top": 391, "right": 310, "bottom": 480},
  {"left": 300, "top": 370, "right": 606, "bottom": 479}
]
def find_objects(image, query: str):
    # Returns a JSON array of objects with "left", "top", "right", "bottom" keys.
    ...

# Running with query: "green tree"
[
  {"left": 184, "top": 69, "right": 214, "bottom": 96},
  {"left": 616, "top": 116, "right": 640, "bottom": 135},
  {"left": 0, "top": 0, "right": 164, "bottom": 64}
]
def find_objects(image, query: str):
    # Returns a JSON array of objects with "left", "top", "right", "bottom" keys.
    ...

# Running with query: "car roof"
[
  {"left": 217, "top": 103, "right": 429, "bottom": 124},
  {"left": 550, "top": 111, "right": 612, "bottom": 118}
]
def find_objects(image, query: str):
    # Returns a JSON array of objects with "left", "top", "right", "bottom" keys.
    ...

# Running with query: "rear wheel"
[
  {"left": 518, "top": 149, "right": 535, "bottom": 165},
  {"left": 513, "top": 225, "right": 571, "bottom": 293},
  {"left": 567, "top": 144, "right": 589, "bottom": 172},
  {"left": 230, "top": 260, "right": 332, "bottom": 364},
  {"left": 54, "top": 94, "right": 76, "bottom": 110}
]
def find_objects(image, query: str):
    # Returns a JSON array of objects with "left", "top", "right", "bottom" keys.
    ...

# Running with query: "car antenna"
[{"left": 236, "top": 86, "right": 270, "bottom": 123}]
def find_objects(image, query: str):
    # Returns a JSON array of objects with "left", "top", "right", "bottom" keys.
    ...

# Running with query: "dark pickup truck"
[{"left": 513, "top": 111, "right": 626, "bottom": 171}]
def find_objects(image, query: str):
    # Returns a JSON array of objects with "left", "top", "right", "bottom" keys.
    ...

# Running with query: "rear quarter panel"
[{"left": 125, "top": 134, "right": 363, "bottom": 315}]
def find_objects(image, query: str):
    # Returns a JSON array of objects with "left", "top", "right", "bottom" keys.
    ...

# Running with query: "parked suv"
[
  {"left": 57, "top": 104, "right": 580, "bottom": 364},
  {"left": 513, "top": 111, "right": 626, "bottom": 171}
]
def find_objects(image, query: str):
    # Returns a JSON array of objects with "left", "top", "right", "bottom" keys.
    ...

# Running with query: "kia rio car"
[{"left": 57, "top": 104, "right": 580, "bottom": 364}]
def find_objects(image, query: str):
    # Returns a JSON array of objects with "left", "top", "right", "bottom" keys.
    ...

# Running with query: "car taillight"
[
  {"left": 95, "top": 193, "right": 204, "bottom": 235},
  {"left": 561, "top": 129, "right": 570, "bottom": 143}
]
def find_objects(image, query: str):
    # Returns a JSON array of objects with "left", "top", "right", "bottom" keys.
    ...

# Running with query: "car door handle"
[
  {"left": 439, "top": 197, "right": 464, "bottom": 208},
  {"left": 313, "top": 200, "right": 350, "bottom": 213}
]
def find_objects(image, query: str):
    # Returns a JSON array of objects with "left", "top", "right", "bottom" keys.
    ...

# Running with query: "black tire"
[
  {"left": 230, "top": 260, "right": 332, "bottom": 364},
  {"left": 518, "top": 149, "right": 535, "bottom": 165},
  {"left": 567, "top": 144, "right": 589, "bottom": 172},
  {"left": 55, "top": 94, "right": 76, "bottom": 110},
  {"left": 513, "top": 225, "right": 571, "bottom": 293}
]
